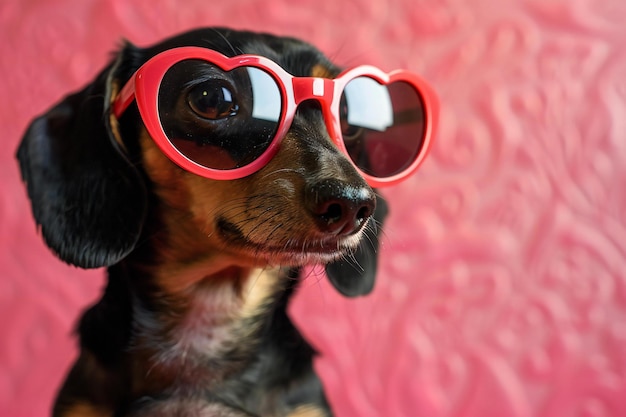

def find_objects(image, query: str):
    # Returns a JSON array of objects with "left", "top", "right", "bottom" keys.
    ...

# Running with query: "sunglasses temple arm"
[{"left": 112, "top": 75, "right": 137, "bottom": 118}]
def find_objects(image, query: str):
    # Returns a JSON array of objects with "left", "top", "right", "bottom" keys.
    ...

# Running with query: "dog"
[{"left": 17, "top": 27, "right": 436, "bottom": 417}]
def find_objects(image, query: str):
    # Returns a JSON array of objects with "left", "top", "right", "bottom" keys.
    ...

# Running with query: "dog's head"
[{"left": 16, "top": 28, "right": 419, "bottom": 297}]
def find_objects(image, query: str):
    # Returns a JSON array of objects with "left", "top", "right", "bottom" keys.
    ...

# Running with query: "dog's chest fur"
[{"left": 130, "top": 266, "right": 284, "bottom": 389}]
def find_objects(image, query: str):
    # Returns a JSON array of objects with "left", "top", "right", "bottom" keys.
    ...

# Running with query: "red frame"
[{"left": 113, "top": 46, "right": 438, "bottom": 187}]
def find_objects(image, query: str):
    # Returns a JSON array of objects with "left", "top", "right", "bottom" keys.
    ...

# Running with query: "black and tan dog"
[{"left": 17, "top": 28, "right": 392, "bottom": 417}]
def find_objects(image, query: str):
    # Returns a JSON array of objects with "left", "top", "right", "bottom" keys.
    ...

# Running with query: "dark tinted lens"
[
  {"left": 340, "top": 77, "right": 426, "bottom": 178},
  {"left": 158, "top": 60, "right": 282, "bottom": 170}
]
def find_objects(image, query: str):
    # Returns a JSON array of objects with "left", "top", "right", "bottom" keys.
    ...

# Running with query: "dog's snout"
[{"left": 307, "top": 180, "right": 376, "bottom": 236}]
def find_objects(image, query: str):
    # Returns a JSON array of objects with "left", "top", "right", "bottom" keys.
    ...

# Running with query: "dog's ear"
[
  {"left": 325, "top": 194, "right": 389, "bottom": 297},
  {"left": 16, "top": 48, "right": 147, "bottom": 268}
]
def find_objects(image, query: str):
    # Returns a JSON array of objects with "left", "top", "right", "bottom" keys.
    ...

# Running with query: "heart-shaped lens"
[{"left": 340, "top": 77, "right": 426, "bottom": 178}]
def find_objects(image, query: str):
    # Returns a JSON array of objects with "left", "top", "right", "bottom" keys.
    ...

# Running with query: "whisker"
[
  {"left": 259, "top": 168, "right": 302, "bottom": 181},
  {"left": 207, "top": 29, "right": 240, "bottom": 56}
]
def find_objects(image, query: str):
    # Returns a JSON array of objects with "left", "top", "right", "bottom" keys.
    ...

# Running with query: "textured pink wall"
[{"left": 2, "top": 0, "right": 626, "bottom": 416}]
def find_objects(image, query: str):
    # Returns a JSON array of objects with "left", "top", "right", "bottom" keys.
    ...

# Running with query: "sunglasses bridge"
[
  {"left": 286, "top": 76, "right": 340, "bottom": 146},
  {"left": 292, "top": 77, "right": 336, "bottom": 106}
]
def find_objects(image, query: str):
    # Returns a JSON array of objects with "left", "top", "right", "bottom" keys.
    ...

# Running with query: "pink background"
[{"left": 2, "top": 0, "right": 626, "bottom": 416}]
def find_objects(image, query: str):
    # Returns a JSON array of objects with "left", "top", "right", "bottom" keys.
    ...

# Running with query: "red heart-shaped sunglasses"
[{"left": 113, "top": 47, "right": 438, "bottom": 187}]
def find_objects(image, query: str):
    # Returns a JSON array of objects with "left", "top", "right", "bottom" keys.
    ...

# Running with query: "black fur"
[{"left": 16, "top": 60, "right": 147, "bottom": 268}]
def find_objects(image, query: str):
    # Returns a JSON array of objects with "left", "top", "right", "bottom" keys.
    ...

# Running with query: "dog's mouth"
[{"left": 216, "top": 217, "right": 365, "bottom": 264}]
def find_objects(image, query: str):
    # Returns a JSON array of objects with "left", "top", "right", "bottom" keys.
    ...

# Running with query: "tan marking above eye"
[
  {"left": 310, "top": 64, "right": 334, "bottom": 79},
  {"left": 287, "top": 404, "right": 328, "bottom": 417},
  {"left": 58, "top": 402, "right": 111, "bottom": 417}
]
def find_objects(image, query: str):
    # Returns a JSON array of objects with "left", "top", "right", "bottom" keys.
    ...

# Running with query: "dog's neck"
[
  {"left": 127, "top": 264, "right": 283, "bottom": 392},
  {"left": 111, "top": 209, "right": 288, "bottom": 397}
]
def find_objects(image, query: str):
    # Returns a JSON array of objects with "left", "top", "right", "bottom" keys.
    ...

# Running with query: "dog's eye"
[{"left": 187, "top": 82, "right": 239, "bottom": 120}]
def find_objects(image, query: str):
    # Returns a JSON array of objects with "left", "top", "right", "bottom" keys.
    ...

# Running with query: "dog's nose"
[{"left": 307, "top": 179, "right": 376, "bottom": 236}]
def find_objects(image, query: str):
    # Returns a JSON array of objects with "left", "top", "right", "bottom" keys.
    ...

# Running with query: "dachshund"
[{"left": 17, "top": 28, "right": 435, "bottom": 417}]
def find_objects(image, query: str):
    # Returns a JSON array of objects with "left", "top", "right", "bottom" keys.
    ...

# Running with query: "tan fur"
[
  {"left": 311, "top": 64, "right": 335, "bottom": 79},
  {"left": 136, "top": 129, "right": 257, "bottom": 292},
  {"left": 60, "top": 403, "right": 111, "bottom": 417},
  {"left": 288, "top": 405, "right": 329, "bottom": 417},
  {"left": 239, "top": 267, "right": 283, "bottom": 320}
]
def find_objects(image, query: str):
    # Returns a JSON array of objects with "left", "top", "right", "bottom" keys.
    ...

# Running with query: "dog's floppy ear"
[
  {"left": 325, "top": 194, "right": 389, "bottom": 297},
  {"left": 16, "top": 49, "right": 147, "bottom": 268}
]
